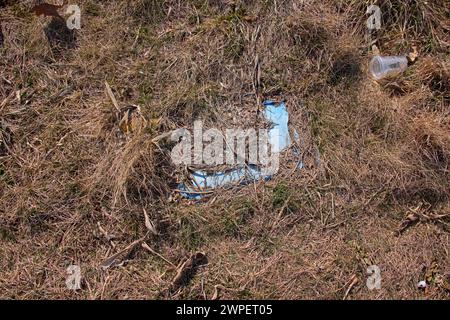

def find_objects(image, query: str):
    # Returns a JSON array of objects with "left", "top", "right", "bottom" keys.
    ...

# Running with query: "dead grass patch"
[{"left": 0, "top": 0, "right": 448, "bottom": 299}]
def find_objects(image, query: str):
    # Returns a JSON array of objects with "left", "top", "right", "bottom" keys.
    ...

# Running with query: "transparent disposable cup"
[{"left": 369, "top": 55, "right": 408, "bottom": 80}]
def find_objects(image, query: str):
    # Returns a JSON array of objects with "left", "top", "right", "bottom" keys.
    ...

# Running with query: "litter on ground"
[
  {"left": 177, "top": 100, "right": 302, "bottom": 200},
  {"left": 369, "top": 55, "right": 408, "bottom": 80}
]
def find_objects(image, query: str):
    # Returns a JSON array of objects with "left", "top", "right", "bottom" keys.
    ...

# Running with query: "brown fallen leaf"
[
  {"left": 143, "top": 208, "right": 158, "bottom": 235},
  {"left": 211, "top": 284, "right": 248, "bottom": 300},
  {"left": 407, "top": 46, "right": 419, "bottom": 64},
  {"left": 118, "top": 105, "right": 147, "bottom": 135},
  {"left": 31, "top": 3, "right": 64, "bottom": 20},
  {"left": 243, "top": 15, "right": 257, "bottom": 23},
  {"left": 395, "top": 213, "right": 419, "bottom": 236},
  {"left": 425, "top": 260, "right": 439, "bottom": 286},
  {"left": 97, "top": 222, "right": 116, "bottom": 248},
  {"left": 371, "top": 44, "right": 380, "bottom": 56},
  {"left": 100, "top": 237, "right": 144, "bottom": 270},
  {"left": 171, "top": 252, "right": 208, "bottom": 291},
  {"left": 105, "top": 81, "right": 120, "bottom": 112},
  {"left": 211, "top": 284, "right": 225, "bottom": 300},
  {"left": 151, "top": 130, "right": 175, "bottom": 144}
]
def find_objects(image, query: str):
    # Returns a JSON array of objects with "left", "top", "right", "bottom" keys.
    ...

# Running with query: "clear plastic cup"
[{"left": 369, "top": 55, "right": 408, "bottom": 80}]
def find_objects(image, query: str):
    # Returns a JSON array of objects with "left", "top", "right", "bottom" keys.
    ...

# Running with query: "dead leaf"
[
  {"left": 97, "top": 222, "right": 116, "bottom": 248},
  {"left": 395, "top": 213, "right": 419, "bottom": 236},
  {"left": 371, "top": 44, "right": 380, "bottom": 56},
  {"left": 171, "top": 252, "right": 208, "bottom": 291},
  {"left": 148, "top": 117, "right": 162, "bottom": 129},
  {"left": 143, "top": 208, "right": 158, "bottom": 235},
  {"left": 118, "top": 105, "right": 147, "bottom": 134},
  {"left": 211, "top": 284, "right": 224, "bottom": 300},
  {"left": 100, "top": 237, "right": 144, "bottom": 270},
  {"left": 15, "top": 90, "right": 21, "bottom": 104},
  {"left": 425, "top": 260, "right": 439, "bottom": 285},
  {"left": 31, "top": 3, "right": 64, "bottom": 19},
  {"left": 407, "top": 46, "right": 419, "bottom": 64},
  {"left": 151, "top": 130, "right": 175, "bottom": 144},
  {"left": 105, "top": 81, "right": 120, "bottom": 112}
]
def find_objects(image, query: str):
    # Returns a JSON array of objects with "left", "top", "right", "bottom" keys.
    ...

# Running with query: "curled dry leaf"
[
  {"left": 118, "top": 105, "right": 147, "bottom": 135},
  {"left": 105, "top": 81, "right": 120, "bottom": 112},
  {"left": 100, "top": 237, "right": 144, "bottom": 270},
  {"left": 171, "top": 252, "right": 208, "bottom": 291},
  {"left": 371, "top": 44, "right": 380, "bottom": 56},
  {"left": 211, "top": 284, "right": 225, "bottom": 300},
  {"left": 407, "top": 46, "right": 419, "bottom": 64},
  {"left": 425, "top": 260, "right": 439, "bottom": 285},
  {"left": 104, "top": 82, "right": 147, "bottom": 135},
  {"left": 97, "top": 222, "right": 116, "bottom": 248},
  {"left": 143, "top": 208, "right": 158, "bottom": 235},
  {"left": 31, "top": 3, "right": 64, "bottom": 19},
  {"left": 151, "top": 130, "right": 175, "bottom": 145},
  {"left": 395, "top": 213, "right": 419, "bottom": 236}
]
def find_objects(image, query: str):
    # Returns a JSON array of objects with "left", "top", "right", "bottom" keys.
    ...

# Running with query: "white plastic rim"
[{"left": 369, "top": 56, "right": 384, "bottom": 80}]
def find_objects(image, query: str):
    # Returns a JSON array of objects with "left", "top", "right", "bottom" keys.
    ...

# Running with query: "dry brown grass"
[{"left": 0, "top": 0, "right": 449, "bottom": 299}]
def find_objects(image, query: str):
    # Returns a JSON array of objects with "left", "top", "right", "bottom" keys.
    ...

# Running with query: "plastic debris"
[
  {"left": 369, "top": 55, "right": 408, "bottom": 80},
  {"left": 417, "top": 280, "right": 427, "bottom": 290},
  {"left": 178, "top": 165, "right": 270, "bottom": 200},
  {"left": 177, "top": 100, "right": 301, "bottom": 200},
  {"left": 264, "top": 100, "right": 293, "bottom": 152}
]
